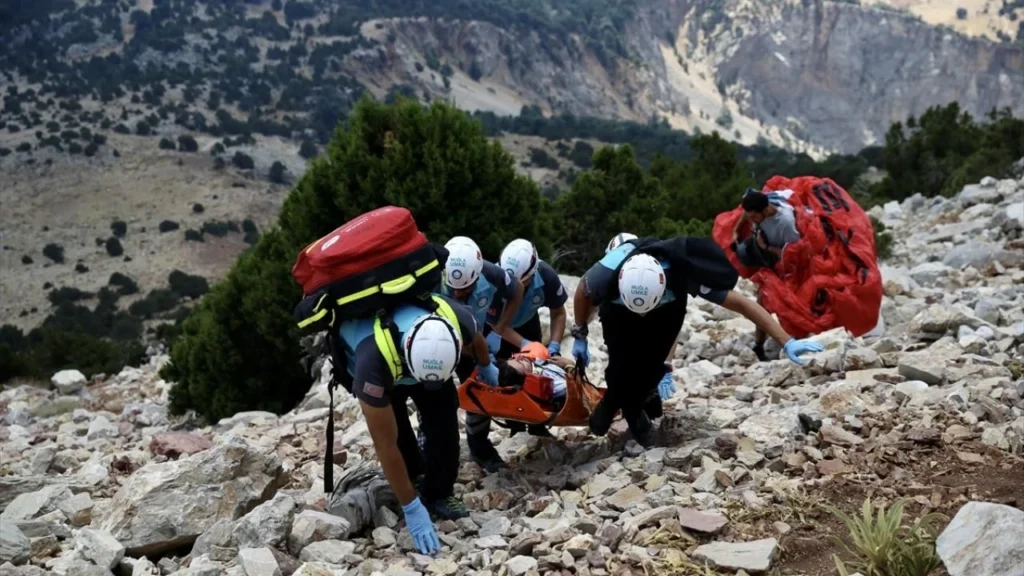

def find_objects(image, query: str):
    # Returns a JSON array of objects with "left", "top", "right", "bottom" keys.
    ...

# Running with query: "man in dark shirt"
[
  {"left": 571, "top": 237, "right": 823, "bottom": 446},
  {"left": 337, "top": 293, "right": 498, "bottom": 554}
]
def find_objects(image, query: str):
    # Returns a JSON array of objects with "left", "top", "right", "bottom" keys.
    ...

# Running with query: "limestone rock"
[
  {"left": 506, "top": 556, "right": 538, "bottom": 576},
  {"left": 233, "top": 493, "right": 296, "bottom": 550},
  {"left": 287, "top": 511, "right": 351, "bottom": 556},
  {"left": 678, "top": 509, "right": 728, "bottom": 534},
  {"left": 149, "top": 433, "right": 213, "bottom": 459},
  {"left": 238, "top": 547, "right": 282, "bottom": 576},
  {"left": 1, "top": 485, "right": 72, "bottom": 522},
  {"left": 52, "top": 370, "right": 87, "bottom": 394},
  {"left": 57, "top": 493, "right": 93, "bottom": 527},
  {"left": 936, "top": 502, "right": 1024, "bottom": 576},
  {"left": 0, "top": 521, "right": 30, "bottom": 565},
  {"left": 693, "top": 539, "right": 779, "bottom": 573},
  {"left": 604, "top": 484, "right": 645, "bottom": 511},
  {"left": 75, "top": 529, "right": 125, "bottom": 570},
  {"left": 297, "top": 540, "right": 355, "bottom": 565},
  {"left": 85, "top": 415, "right": 119, "bottom": 442},
  {"left": 99, "top": 438, "right": 286, "bottom": 556},
  {"left": 737, "top": 406, "right": 802, "bottom": 449}
]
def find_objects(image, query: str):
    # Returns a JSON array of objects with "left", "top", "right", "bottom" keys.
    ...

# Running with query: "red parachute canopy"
[{"left": 711, "top": 176, "right": 883, "bottom": 338}]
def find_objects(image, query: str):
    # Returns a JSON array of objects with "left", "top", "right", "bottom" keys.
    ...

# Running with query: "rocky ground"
[{"left": 1, "top": 174, "right": 1023, "bottom": 576}]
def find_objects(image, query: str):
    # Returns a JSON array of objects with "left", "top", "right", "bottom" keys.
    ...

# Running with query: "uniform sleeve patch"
[{"left": 362, "top": 382, "right": 385, "bottom": 399}]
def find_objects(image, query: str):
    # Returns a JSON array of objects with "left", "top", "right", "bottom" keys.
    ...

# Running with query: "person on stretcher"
[{"left": 494, "top": 342, "right": 571, "bottom": 408}]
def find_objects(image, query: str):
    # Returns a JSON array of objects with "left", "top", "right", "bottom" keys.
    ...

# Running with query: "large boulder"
[
  {"left": 98, "top": 438, "right": 286, "bottom": 556},
  {"left": 937, "top": 501, "right": 1024, "bottom": 576},
  {"left": 51, "top": 370, "right": 87, "bottom": 394}
]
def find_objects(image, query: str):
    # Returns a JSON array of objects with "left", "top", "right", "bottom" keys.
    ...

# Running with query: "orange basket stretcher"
[{"left": 457, "top": 364, "right": 606, "bottom": 428}]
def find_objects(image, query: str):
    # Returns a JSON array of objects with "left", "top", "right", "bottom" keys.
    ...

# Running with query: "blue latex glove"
[
  {"left": 658, "top": 371, "right": 675, "bottom": 400},
  {"left": 547, "top": 340, "right": 561, "bottom": 357},
  {"left": 477, "top": 362, "right": 499, "bottom": 386},
  {"left": 572, "top": 338, "right": 590, "bottom": 369},
  {"left": 520, "top": 338, "right": 532, "bottom": 348},
  {"left": 486, "top": 331, "right": 502, "bottom": 355},
  {"left": 402, "top": 497, "right": 440, "bottom": 555},
  {"left": 783, "top": 338, "right": 825, "bottom": 365}
]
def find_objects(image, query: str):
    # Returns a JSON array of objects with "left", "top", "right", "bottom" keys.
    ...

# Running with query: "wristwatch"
[{"left": 571, "top": 324, "right": 589, "bottom": 339}]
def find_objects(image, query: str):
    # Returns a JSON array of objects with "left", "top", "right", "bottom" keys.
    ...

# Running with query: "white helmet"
[
  {"left": 500, "top": 238, "right": 539, "bottom": 281},
  {"left": 403, "top": 314, "right": 462, "bottom": 383},
  {"left": 618, "top": 254, "right": 666, "bottom": 314},
  {"left": 606, "top": 232, "right": 638, "bottom": 254},
  {"left": 443, "top": 236, "right": 484, "bottom": 290}
]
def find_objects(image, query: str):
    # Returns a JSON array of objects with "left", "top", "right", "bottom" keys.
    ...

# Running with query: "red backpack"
[
  {"left": 290, "top": 206, "right": 447, "bottom": 494},
  {"left": 291, "top": 206, "right": 445, "bottom": 332}
]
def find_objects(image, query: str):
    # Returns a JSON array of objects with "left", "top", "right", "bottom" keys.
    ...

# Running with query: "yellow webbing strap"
[
  {"left": 296, "top": 259, "right": 439, "bottom": 330},
  {"left": 336, "top": 259, "right": 438, "bottom": 307},
  {"left": 296, "top": 293, "right": 330, "bottom": 330},
  {"left": 372, "top": 295, "right": 460, "bottom": 381}
]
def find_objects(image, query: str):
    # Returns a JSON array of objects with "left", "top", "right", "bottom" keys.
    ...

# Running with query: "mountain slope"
[{"left": 353, "top": 0, "right": 1024, "bottom": 154}]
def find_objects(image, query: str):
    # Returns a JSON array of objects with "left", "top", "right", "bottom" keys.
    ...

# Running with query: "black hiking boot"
[
  {"left": 753, "top": 342, "right": 769, "bottom": 362},
  {"left": 625, "top": 411, "right": 654, "bottom": 448},
  {"left": 427, "top": 495, "right": 469, "bottom": 520},
  {"left": 588, "top": 397, "right": 615, "bottom": 437},
  {"left": 642, "top": 390, "right": 663, "bottom": 420},
  {"left": 467, "top": 434, "right": 508, "bottom": 474}
]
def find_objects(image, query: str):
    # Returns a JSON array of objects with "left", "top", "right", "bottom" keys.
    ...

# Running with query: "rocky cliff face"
[
  {"left": 2, "top": 173, "right": 1023, "bottom": 575},
  {"left": 707, "top": 0, "right": 1024, "bottom": 152},
  {"left": 355, "top": 0, "right": 1024, "bottom": 154}
]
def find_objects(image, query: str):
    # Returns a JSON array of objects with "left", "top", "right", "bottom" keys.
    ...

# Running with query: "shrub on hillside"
[
  {"left": 528, "top": 147, "right": 559, "bottom": 170},
  {"left": 184, "top": 229, "right": 204, "bottom": 242},
  {"left": 168, "top": 270, "right": 210, "bottom": 299},
  {"left": 1, "top": 286, "right": 146, "bottom": 384},
  {"left": 48, "top": 287, "right": 92, "bottom": 306},
  {"left": 232, "top": 151, "right": 255, "bottom": 170},
  {"left": 43, "top": 243, "right": 64, "bottom": 264},
  {"left": 192, "top": 203, "right": 205, "bottom": 214},
  {"left": 178, "top": 135, "right": 199, "bottom": 152},
  {"left": 159, "top": 220, "right": 180, "bottom": 233},
  {"left": 298, "top": 140, "right": 318, "bottom": 159},
  {"left": 129, "top": 289, "right": 179, "bottom": 318},
  {"left": 242, "top": 218, "right": 260, "bottom": 245},
  {"left": 870, "top": 216, "right": 894, "bottom": 261},
  {"left": 75, "top": 263, "right": 89, "bottom": 273},
  {"left": 21, "top": 255, "right": 33, "bottom": 264},
  {"left": 108, "top": 272, "right": 139, "bottom": 295},
  {"left": 159, "top": 137, "right": 175, "bottom": 150},
  {"left": 110, "top": 220, "right": 127, "bottom": 238},
  {"left": 201, "top": 220, "right": 239, "bottom": 237},
  {"left": 163, "top": 98, "right": 552, "bottom": 423},
  {"left": 269, "top": 160, "right": 287, "bottom": 183},
  {"left": 105, "top": 237, "right": 124, "bottom": 257}
]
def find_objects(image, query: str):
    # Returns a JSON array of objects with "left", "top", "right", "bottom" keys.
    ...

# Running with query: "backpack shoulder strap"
[
  {"left": 372, "top": 312, "right": 403, "bottom": 382},
  {"left": 429, "top": 295, "right": 460, "bottom": 330},
  {"left": 605, "top": 237, "right": 658, "bottom": 303}
]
